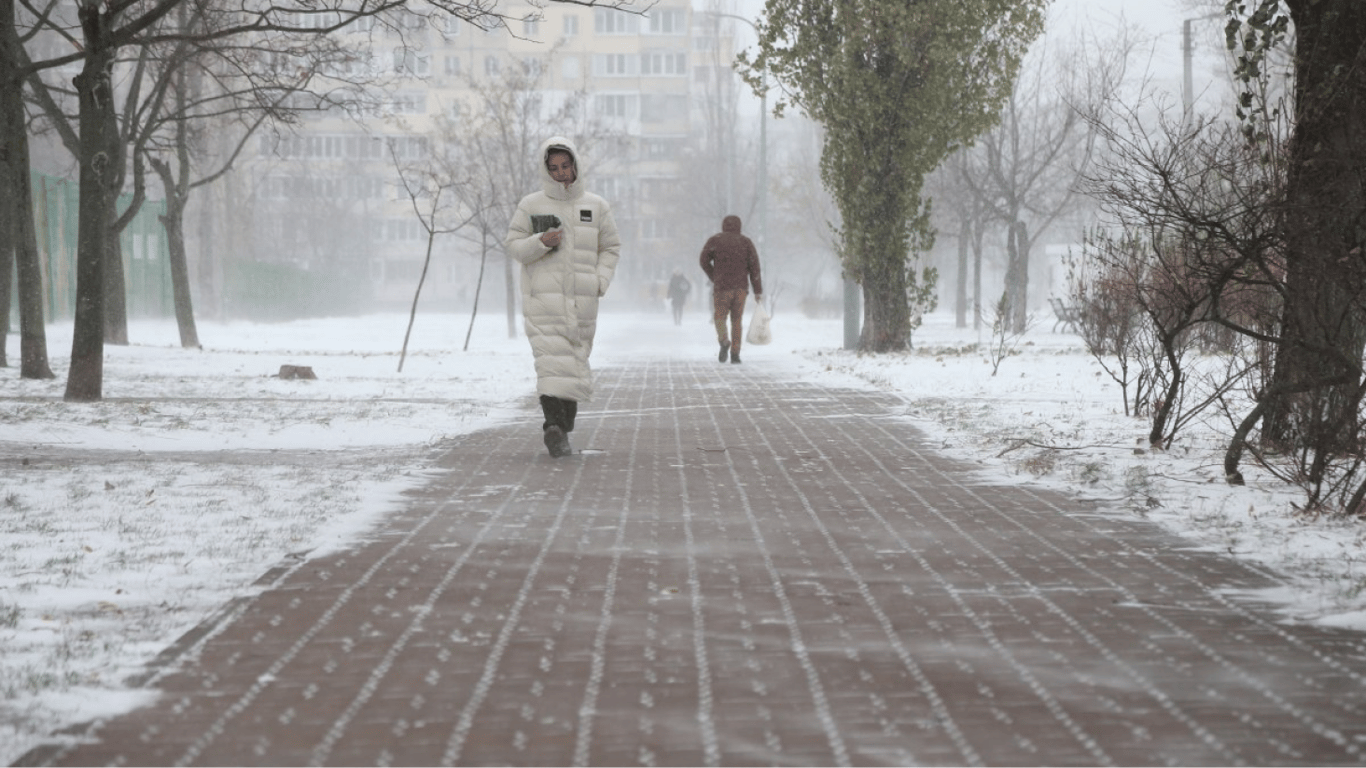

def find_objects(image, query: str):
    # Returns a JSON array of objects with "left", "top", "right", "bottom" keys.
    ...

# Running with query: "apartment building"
[{"left": 222, "top": 2, "right": 744, "bottom": 316}]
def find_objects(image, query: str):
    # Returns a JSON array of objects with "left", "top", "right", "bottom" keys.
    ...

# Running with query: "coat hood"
[
  {"left": 540, "top": 136, "right": 585, "bottom": 201},
  {"left": 722, "top": 215, "right": 743, "bottom": 233}
]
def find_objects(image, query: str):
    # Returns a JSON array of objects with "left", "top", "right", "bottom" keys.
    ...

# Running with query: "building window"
[
  {"left": 642, "top": 137, "right": 683, "bottom": 158},
  {"left": 640, "top": 51, "right": 687, "bottom": 76},
  {"left": 393, "top": 50, "right": 430, "bottom": 76},
  {"left": 521, "top": 58, "right": 543, "bottom": 77},
  {"left": 592, "top": 53, "right": 637, "bottom": 77},
  {"left": 484, "top": 55, "right": 500, "bottom": 76},
  {"left": 597, "top": 176, "right": 623, "bottom": 198},
  {"left": 444, "top": 55, "right": 461, "bottom": 76},
  {"left": 522, "top": 16, "right": 539, "bottom": 36},
  {"left": 339, "top": 53, "right": 376, "bottom": 77},
  {"left": 289, "top": 10, "right": 342, "bottom": 29},
  {"left": 386, "top": 135, "right": 430, "bottom": 160},
  {"left": 563, "top": 14, "right": 579, "bottom": 36},
  {"left": 386, "top": 220, "right": 424, "bottom": 242},
  {"left": 595, "top": 93, "right": 637, "bottom": 119},
  {"left": 391, "top": 91, "right": 427, "bottom": 114},
  {"left": 645, "top": 8, "right": 685, "bottom": 35},
  {"left": 348, "top": 135, "right": 385, "bottom": 159},
  {"left": 594, "top": 8, "right": 639, "bottom": 34}
]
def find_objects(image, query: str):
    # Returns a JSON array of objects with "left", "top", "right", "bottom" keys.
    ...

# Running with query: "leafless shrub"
[
  {"left": 1066, "top": 238, "right": 1149, "bottom": 417},
  {"left": 1078, "top": 97, "right": 1366, "bottom": 514},
  {"left": 1080, "top": 104, "right": 1284, "bottom": 450},
  {"left": 986, "top": 291, "right": 1032, "bottom": 376}
]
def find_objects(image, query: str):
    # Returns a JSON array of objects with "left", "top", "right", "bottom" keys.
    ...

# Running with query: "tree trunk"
[
  {"left": 162, "top": 197, "right": 200, "bottom": 348},
  {"left": 0, "top": 0, "right": 54, "bottom": 378},
  {"left": 1005, "top": 219, "right": 1030, "bottom": 333},
  {"left": 852, "top": 175, "right": 912, "bottom": 352},
  {"left": 398, "top": 224, "right": 438, "bottom": 373},
  {"left": 0, "top": 186, "right": 10, "bottom": 368},
  {"left": 10, "top": 150, "right": 53, "bottom": 379},
  {"left": 1014, "top": 221, "right": 1031, "bottom": 333},
  {"left": 103, "top": 208, "right": 129, "bottom": 345},
  {"left": 149, "top": 158, "right": 201, "bottom": 348},
  {"left": 1148, "top": 330, "right": 1184, "bottom": 448},
  {"left": 856, "top": 227, "right": 911, "bottom": 352},
  {"left": 1262, "top": 0, "right": 1366, "bottom": 450},
  {"left": 65, "top": 7, "right": 122, "bottom": 402},
  {"left": 0, "top": 0, "right": 18, "bottom": 368},
  {"left": 955, "top": 219, "right": 969, "bottom": 328},
  {"left": 465, "top": 231, "right": 488, "bottom": 352},
  {"left": 972, "top": 221, "right": 984, "bottom": 331}
]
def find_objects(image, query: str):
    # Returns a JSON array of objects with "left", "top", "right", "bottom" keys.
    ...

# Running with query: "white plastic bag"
[{"left": 746, "top": 300, "right": 772, "bottom": 345}]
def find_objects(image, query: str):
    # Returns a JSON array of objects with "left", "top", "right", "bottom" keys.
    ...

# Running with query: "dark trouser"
[
  {"left": 540, "top": 395, "right": 578, "bottom": 432},
  {"left": 713, "top": 288, "right": 748, "bottom": 353},
  {"left": 671, "top": 298, "right": 685, "bottom": 325}
]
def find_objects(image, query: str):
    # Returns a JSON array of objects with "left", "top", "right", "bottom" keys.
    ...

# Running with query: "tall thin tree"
[{"left": 745, "top": 0, "right": 1047, "bottom": 352}]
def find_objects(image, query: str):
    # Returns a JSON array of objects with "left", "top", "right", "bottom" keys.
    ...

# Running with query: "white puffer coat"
[{"left": 504, "top": 137, "right": 621, "bottom": 403}]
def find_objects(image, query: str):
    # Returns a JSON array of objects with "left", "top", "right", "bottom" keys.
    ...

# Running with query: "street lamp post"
[{"left": 1183, "top": 13, "right": 1223, "bottom": 129}]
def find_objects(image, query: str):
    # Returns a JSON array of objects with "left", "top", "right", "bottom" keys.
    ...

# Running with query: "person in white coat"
[{"left": 504, "top": 137, "right": 622, "bottom": 458}]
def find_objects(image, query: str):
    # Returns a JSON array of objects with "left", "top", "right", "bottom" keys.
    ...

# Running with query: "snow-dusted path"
[{"left": 20, "top": 356, "right": 1366, "bottom": 766}]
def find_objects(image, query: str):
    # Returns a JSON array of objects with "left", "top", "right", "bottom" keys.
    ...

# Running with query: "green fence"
[{"left": 10, "top": 170, "right": 173, "bottom": 326}]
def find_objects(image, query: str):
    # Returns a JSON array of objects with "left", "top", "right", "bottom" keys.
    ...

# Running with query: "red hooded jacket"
[{"left": 699, "top": 215, "right": 763, "bottom": 295}]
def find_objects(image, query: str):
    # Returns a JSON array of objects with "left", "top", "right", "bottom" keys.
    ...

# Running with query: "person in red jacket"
[{"left": 699, "top": 215, "right": 763, "bottom": 363}]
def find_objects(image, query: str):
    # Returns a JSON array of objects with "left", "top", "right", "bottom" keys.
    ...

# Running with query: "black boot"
[
  {"left": 543, "top": 425, "right": 572, "bottom": 457},
  {"left": 561, "top": 399, "right": 578, "bottom": 433},
  {"left": 719, "top": 342, "right": 729, "bottom": 363},
  {"left": 539, "top": 396, "right": 573, "bottom": 457},
  {"left": 731, "top": 350, "right": 741, "bottom": 364}
]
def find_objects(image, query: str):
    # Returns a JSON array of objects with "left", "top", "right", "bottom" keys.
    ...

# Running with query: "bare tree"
[
  {"left": 927, "top": 151, "right": 993, "bottom": 329},
  {"left": 8, "top": 0, "right": 640, "bottom": 402},
  {"left": 390, "top": 138, "right": 478, "bottom": 369},
  {"left": 1081, "top": 100, "right": 1285, "bottom": 451},
  {"left": 432, "top": 58, "right": 624, "bottom": 340},
  {"left": 954, "top": 26, "right": 1130, "bottom": 333},
  {"left": 139, "top": 4, "right": 388, "bottom": 348}
]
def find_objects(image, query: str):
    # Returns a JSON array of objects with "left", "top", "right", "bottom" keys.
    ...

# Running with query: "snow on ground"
[{"left": 2, "top": 303, "right": 1363, "bottom": 763}]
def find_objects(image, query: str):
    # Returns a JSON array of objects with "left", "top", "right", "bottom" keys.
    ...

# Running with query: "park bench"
[{"left": 1048, "top": 297, "right": 1081, "bottom": 334}]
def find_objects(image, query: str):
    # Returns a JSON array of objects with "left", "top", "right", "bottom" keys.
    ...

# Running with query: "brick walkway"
[{"left": 19, "top": 357, "right": 1366, "bottom": 766}]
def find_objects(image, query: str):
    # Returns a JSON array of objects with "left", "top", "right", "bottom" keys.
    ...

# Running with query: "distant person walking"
[
  {"left": 505, "top": 136, "right": 621, "bottom": 458},
  {"left": 667, "top": 268, "right": 692, "bottom": 325},
  {"left": 699, "top": 215, "right": 762, "bottom": 364}
]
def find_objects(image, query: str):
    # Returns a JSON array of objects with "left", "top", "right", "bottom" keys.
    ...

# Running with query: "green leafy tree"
[{"left": 743, "top": 0, "right": 1046, "bottom": 351}]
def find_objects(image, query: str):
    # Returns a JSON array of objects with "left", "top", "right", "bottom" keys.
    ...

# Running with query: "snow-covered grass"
[{"left": 2, "top": 304, "right": 1363, "bottom": 763}]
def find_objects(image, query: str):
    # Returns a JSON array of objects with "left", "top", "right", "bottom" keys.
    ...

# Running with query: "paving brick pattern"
[{"left": 21, "top": 357, "right": 1366, "bottom": 766}]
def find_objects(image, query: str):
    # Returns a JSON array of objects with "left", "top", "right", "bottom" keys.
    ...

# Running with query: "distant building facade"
[{"left": 202, "top": 2, "right": 744, "bottom": 317}]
